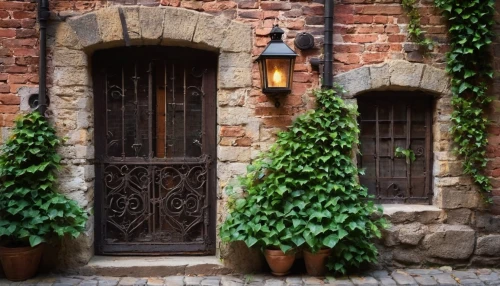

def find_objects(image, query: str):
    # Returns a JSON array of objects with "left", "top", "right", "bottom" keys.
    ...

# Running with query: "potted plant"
[
  {"left": 220, "top": 87, "right": 387, "bottom": 276},
  {"left": 0, "top": 111, "right": 88, "bottom": 281},
  {"left": 220, "top": 159, "right": 297, "bottom": 276}
]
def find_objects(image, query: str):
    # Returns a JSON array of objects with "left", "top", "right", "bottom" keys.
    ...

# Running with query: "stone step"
[{"left": 72, "top": 256, "right": 233, "bottom": 277}]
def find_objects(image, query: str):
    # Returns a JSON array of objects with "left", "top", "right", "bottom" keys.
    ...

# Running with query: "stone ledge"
[
  {"left": 381, "top": 204, "right": 444, "bottom": 225},
  {"left": 381, "top": 204, "right": 441, "bottom": 216},
  {"left": 73, "top": 256, "right": 233, "bottom": 277}
]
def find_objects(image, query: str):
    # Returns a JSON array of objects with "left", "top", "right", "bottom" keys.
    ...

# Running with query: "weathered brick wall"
[
  {"left": 0, "top": 1, "right": 38, "bottom": 131},
  {"left": 333, "top": 0, "right": 448, "bottom": 74}
]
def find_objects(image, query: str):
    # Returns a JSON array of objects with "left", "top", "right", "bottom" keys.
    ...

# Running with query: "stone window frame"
[{"left": 334, "top": 60, "right": 484, "bottom": 212}]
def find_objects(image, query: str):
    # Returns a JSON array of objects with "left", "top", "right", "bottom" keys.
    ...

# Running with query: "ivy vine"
[
  {"left": 434, "top": 0, "right": 495, "bottom": 203},
  {"left": 402, "top": 0, "right": 434, "bottom": 51}
]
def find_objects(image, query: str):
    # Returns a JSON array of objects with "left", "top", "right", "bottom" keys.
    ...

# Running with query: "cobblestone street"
[{"left": 2, "top": 268, "right": 500, "bottom": 286}]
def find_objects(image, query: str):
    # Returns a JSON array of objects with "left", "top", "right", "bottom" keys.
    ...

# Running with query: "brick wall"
[{"left": 0, "top": 1, "right": 38, "bottom": 128}]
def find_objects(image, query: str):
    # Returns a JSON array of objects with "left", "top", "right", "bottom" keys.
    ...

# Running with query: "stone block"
[
  {"left": 413, "top": 276, "right": 438, "bottom": 286},
  {"left": 218, "top": 88, "right": 248, "bottom": 107},
  {"left": 95, "top": 7, "right": 124, "bottom": 45},
  {"left": 391, "top": 271, "right": 418, "bottom": 286},
  {"left": 351, "top": 276, "right": 378, "bottom": 286},
  {"left": 398, "top": 222, "right": 427, "bottom": 245},
  {"left": 139, "top": 7, "right": 166, "bottom": 44},
  {"left": 219, "top": 67, "right": 252, "bottom": 88},
  {"left": 50, "top": 22, "right": 82, "bottom": 49},
  {"left": 471, "top": 256, "right": 500, "bottom": 267},
  {"left": 422, "top": 225, "right": 475, "bottom": 260},
  {"left": 432, "top": 274, "right": 457, "bottom": 285},
  {"left": 333, "top": 67, "right": 370, "bottom": 98},
  {"left": 381, "top": 226, "right": 400, "bottom": 247},
  {"left": 420, "top": 65, "right": 450, "bottom": 95},
  {"left": 193, "top": 13, "right": 230, "bottom": 49},
  {"left": 17, "top": 86, "right": 38, "bottom": 112},
  {"left": 53, "top": 48, "right": 88, "bottom": 67},
  {"left": 378, "top": 278, "right": 397, "bottom": 285},
  {"left": 221, "top": 21, "right": 252, "bottom": 53},
  {"left": 217, "top": 162, "right": 248, "bottom": 182},
  {"left": 68, "top": 13, "right": 102, "bottom": 48},
  {"left": 393, "top": 248, "right": 422, "bottom": 264},
  {"left": 219, "top": 52, "right": 252, "bottom": 68},
  {"left": 370, "top": 62, "right": 390, "bottom": 89},
  {"left": 218, "top": 146, "right": 251, "bottom": 162},
  {"left": 54, "top": 67, "right": 90, "bottom": 87},
  {"left": 475, "top": 213, "right": 500, "bottom": 232},
  {"left": 446, "top": 208, "right": 472, "bottom": 225},
  {"left": 389, "top": 60, "right": 424, "bottom": 88},
  {"left": 162, "top": 7, "right": 199, "bottom": 44},
  {"left": 440, "top": 189, "right": 481, "bottom": 209},
  {"left": 475, "top": 235, "right": 500, "bottom": 256},
  {"left": 120, "top": 6, "right": 141, "bottom": 44}
]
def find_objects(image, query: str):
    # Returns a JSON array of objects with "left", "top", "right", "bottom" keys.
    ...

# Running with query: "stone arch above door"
[
  {"left": 333, "top": 60, "right": 451, "bottom": 98},
  {"left": 64, "top": 6, "right": 252, "bottom": 53}
]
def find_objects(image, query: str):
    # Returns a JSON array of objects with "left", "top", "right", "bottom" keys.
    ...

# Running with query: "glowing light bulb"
[{"left": 272, "top": 68, "right": 283, "bottom": 86}]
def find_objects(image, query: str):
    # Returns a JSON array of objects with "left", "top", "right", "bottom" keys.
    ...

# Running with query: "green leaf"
[{"left": 29, "top": 235, "right": 43, "bottom": 247}]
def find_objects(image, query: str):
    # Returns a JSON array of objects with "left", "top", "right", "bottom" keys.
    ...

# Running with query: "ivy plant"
[
  {"left": 0, "top": 111, "right": 88, "bottom": 247},
  {"left": 220, "top": 88, "right": 387, "bottom": 274},
  {"left": 402, "top": 0, "right": 434, "bottom": 51},
  {"left": 434, "top": 0, "right": 495, "bottom": 203},
  {"left": 395, "top": 147, "right": 416, "bottom": 165}
]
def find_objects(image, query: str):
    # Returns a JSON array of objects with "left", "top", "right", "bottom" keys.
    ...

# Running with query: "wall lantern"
[{"left": 256, "top": 25, "right": 297, "bottom": 106}]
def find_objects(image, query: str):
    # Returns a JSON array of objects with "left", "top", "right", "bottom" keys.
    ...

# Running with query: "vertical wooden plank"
[{"left": 156, "top": 63, "right": 166, "bottom": 158}]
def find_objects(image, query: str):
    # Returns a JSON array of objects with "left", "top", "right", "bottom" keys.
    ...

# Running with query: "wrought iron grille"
[
  {"left": 93, "top": 47, "right": 217, "bottom": 255},
  {"left": 357, "top": 93, "right": 433, "bottom": 204}
]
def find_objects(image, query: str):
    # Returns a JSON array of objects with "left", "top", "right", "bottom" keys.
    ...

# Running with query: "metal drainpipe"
[
  {"left": 322, "top": 0, "right": 334, "bottom": 89},
  {"left": 38, "top": 0, "right": 49, "bottom": 116}
]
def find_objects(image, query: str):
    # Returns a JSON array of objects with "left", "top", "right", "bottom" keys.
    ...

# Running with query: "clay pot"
[
  {"left": 304, "top": 248, "right": 331, "bottom": 276},
  {"left": 0, "top": 244, "right": 44, "bottom": 281},
  {"left": 264, "top": 248, "right": 295, "bottom": 276}
]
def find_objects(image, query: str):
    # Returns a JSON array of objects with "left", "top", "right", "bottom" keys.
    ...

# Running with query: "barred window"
[{"left": 357, "top": 92, "right": 433, "bottom": 204}]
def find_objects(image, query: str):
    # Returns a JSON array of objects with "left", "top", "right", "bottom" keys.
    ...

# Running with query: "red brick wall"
[{"left": 0, "top": 1, "right": 38, "bottom": 127}]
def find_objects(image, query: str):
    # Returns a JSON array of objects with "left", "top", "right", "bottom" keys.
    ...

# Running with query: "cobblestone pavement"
[{"left": 2, "top": 268, "right": 500, "bottom": 286}]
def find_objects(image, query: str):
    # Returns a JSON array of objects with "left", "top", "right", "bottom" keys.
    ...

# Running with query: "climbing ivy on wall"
[
  {"left": 434, "top": 0, "right": 495, "bottom": 203},
  {"left": 402, "top": 0, "right": 434, "bottom": 50}
]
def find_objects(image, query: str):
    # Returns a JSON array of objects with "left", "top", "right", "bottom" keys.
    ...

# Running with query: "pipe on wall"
[
  {"left": 38, "top": 0, "right": 49, "bottom": 116},
  {"left": 322, "top": 0, "right": 333, "bottom": 89}
]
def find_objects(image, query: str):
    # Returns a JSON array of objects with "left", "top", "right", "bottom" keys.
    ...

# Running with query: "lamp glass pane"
[{"left": 265, "top": 58, "right": 290, "bottom": 88}]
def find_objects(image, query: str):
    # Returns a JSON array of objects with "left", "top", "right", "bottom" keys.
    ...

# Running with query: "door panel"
[{"left": 93, "top": 47, "right": 217, "bottom": 255}]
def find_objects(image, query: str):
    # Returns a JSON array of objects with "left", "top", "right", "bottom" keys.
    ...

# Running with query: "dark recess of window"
[{"left": 357, "top": 91, "right": 433, "bottom": 204}]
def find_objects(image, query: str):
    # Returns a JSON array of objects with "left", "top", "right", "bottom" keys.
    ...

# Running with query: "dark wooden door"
[{"left": 92, "top": 47, "right": 217, "bottom": 255}]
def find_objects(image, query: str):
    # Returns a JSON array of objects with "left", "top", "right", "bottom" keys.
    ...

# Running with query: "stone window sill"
[
  {"left": 380, "top": 204, "right": 441, "bottom": 216},
  {"left": 379, "top": 204, "right": 443, "bottom": 224}
]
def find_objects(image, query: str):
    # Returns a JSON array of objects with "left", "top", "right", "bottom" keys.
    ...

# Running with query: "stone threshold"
[{"left": 73, "top": 256, "right": 233, "bottom": 277}]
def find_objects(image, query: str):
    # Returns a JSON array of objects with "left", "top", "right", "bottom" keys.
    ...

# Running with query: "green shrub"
[
  {"left": 0, "top": 111, "right": 88, "bottom": 247},
  {"left": 220, "top": 88, "right": 387, "bottom": 274}
]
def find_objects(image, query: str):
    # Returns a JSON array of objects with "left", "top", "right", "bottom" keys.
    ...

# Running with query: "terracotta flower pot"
[
  {"left": 0, "top": 244, "right": 44, "bottom": 281},
  {"left": 304, "top": 248, "right": 331, "bottom": 276},
  {"left": 264, "top": 248, "right": 295, "bottom": 276}
]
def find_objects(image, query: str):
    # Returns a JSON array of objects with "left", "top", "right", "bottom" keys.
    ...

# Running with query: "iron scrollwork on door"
[{"left": 93, "top": 47, "right": 217, "bottom": 255}]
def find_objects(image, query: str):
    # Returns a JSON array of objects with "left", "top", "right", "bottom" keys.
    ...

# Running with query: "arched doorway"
[{"left": 92, "top": 46, "right": 217, "bottom": 255}]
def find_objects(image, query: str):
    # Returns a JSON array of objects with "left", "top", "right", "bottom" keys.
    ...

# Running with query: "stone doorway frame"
[{"left": 47, "top": 6, "right": 253, "bottom": 268}]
